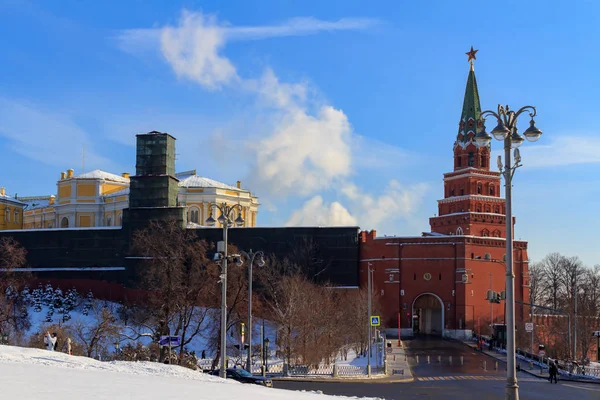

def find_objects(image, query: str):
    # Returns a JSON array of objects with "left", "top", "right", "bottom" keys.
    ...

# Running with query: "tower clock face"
[{"left": 424, "top": 273, "right": 432, "bottom": 281}]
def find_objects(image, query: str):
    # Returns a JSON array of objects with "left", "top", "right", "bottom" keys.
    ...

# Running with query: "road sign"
[
  {"left": 370, "top": 316, "right": 380, "bottom": 327},
  {"left": 159, "top": 336, "right": 181, "bottom": 347},
  {"left": 539, "top": 350, "right": 546, "bottom": 357},
  {"left": 525, "top": 322, "right": 533, "bottom": 332}
]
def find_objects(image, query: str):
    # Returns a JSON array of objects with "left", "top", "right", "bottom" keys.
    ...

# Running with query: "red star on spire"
[{"left": 466, "top": 46, "right": 478, "bottom": 62}]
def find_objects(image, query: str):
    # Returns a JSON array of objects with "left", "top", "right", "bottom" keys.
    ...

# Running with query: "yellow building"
[
  {"left": 21, "top": 169, "right": 259, "bottom": 229},
  {"left": 0, "top": 187, "right": 25, "bottom": 230}
]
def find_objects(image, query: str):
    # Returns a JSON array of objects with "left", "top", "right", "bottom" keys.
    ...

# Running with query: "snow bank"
[{"left": 0, "top": 346, "right": 382, "bottom": 400}]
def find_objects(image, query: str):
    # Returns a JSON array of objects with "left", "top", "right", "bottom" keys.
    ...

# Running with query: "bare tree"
[
  {"left": 130, "top": 219, "right": 212, "bottom": 362},
  {"left": 72, "top": 304, "right": 120, "bottom": 358},
  {"left": 0, "top": 237, "right": 30, "bottom": 335}
]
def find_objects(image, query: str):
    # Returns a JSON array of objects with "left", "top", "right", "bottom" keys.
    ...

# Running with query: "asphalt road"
[{"left": 274, "top": 337, "right": 600, "bottom": 399}]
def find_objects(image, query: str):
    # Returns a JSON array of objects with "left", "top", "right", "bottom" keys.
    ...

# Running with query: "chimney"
[
  {"left": 67, "top": 169, "right": 74, "bottom": 178},
  {"left": 49, "top": 195, "right": 55, "bottom": 205},
  {"left": 122, "top": 172, "right": 130, "bottom": 179},
  {"left": 237, "top": 181, "right": 241, "bottom": 189},
  {"left": 60, "top": 172, "right": 66, "bottom": 180},
  {"left": 0, "top": 187, "right": 5, "bottom": 196}
]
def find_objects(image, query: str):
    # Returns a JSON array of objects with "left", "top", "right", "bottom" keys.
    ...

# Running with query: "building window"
[
  {"left": 119, "top": 214, "right": 123, "bottom": 226},
  {"left": 413, "top": 273, "right": 416, "bottom": 280},
  {"left": 456, "top": 227, "right": 463, "bottom": 235},
  {"left": 106, "top": 216, "right": 112, "bottom": 226},
  {"left": 457, "top": 156, "right": 462, "bottom": 167},
  {"left": 481, "top": 154, "right": 486, "bottom": 168},
  {"left": 477, "top": 183, "right": 482, "bottom": 194},
  {"left": 490, "top": 186, "right": 495, "bottom": 196},
  {"left": 468, "top": 152, "right": 474, "bottom": 166},
  {"left": 460, "top": 188, "right": 464, "bottom": 196},
  {"left": 190, "top": 209, "right": 199, "bottom": 224},
  {"left": 439, "top": 273, "right": 442, "bottom": 280},
  {"left": 5, "top": 208, "right": 10, "bottom": 222},
  {"left": 14, "top": 210, "right": 19, "bottom": 223},
  {"left": 60, "top": 217, "right": 69, "bottom": 228}
]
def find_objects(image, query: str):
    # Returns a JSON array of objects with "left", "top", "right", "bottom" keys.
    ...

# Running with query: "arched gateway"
[{"left": 412, "top": 293, "right": 444, "bottom": 336}]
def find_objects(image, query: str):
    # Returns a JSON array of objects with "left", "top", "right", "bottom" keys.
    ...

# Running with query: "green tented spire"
[{"left": 456, "top": 52, "right": 482, "bottom": 144}]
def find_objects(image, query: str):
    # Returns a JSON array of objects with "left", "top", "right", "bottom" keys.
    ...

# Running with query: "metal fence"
[{"left": 198, "top": 358, "right": 385, "bottom": 378}]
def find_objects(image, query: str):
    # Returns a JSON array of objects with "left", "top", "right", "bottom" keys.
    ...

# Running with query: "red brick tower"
[
  {"left": 358, "top": 51, "right": 530, "bottom": 341},
  {"left": 429, "top": 61, "right": 507, "bottom": 238}
]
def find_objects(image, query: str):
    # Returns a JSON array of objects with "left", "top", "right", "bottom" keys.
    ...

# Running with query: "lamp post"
[
  {"left": 238, "top": 249, "right": 266, "bottom": 374},
  {"left": 206, "top": 202, "right": 245, "bottom": 379},
  {"left": 475, "top": 105, "right": 542, "bottom": 400},
  {"left": 367, "top": 262, "right": 373, "bottom": 377}
]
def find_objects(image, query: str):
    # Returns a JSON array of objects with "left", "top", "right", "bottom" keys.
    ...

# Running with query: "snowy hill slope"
[{"left": 0, "top": 346, "right": 381, "bottom": 400}]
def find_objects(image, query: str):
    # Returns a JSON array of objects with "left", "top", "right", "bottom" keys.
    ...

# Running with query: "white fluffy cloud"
[
  {"left": 285, "top": 196, "right": 357, "bottom": 227},
  {"left": 160, "top": 11, "right": 238, "bottom": 90},
  {"left": 117, "top": 10, "right": 427, "bottom": 231}
]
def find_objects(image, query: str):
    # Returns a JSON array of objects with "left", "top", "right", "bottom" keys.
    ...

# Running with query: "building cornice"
[
  {"left": 443, "top": 170, "right": 501, "bottom": 181},
  {"left": 438, "top": 195, "right": 505, "bottom": 204}
]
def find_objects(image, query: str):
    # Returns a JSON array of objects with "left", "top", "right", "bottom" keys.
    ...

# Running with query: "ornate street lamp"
[
  {"left": 476, "top": 105, "right": 542, "bottom": 400},
  {"left": 206, "top": 202, "right": 245, "bottom": 379}
]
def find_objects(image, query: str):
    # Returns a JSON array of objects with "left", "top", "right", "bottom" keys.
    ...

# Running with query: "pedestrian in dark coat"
[{"left": 549, "top": 361, "right": 558, "bottom": 383}]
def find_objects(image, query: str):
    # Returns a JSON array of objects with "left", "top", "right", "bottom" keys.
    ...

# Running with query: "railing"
[{"left": 198, "top": 357, "right": 385, "bottom": 378}]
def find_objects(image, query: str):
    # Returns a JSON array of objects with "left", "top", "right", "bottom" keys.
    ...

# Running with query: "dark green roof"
[{"left": 457, "top": 65, "right": 482, "bottom": 143}]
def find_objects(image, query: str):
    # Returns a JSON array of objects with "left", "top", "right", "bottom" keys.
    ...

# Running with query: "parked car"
[{"left": 209, "top": 368, "right": 273, "bottom": 387}]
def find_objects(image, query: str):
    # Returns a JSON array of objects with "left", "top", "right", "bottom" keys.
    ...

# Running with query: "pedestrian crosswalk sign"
[{"left": 370, "top": 316, "right": 380, "bottom": 326}]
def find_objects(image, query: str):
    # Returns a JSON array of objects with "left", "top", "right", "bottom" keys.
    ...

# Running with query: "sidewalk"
[{"left": 462, "top": 340, "right": 600, "bottom": 385}]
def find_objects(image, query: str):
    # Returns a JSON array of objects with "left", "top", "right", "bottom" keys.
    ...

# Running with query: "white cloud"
[
  {"left": 116, "top": 10, "right": 428, "bottom": 232},
  {"left": 250, "top": 103, "right": 353, "bottom": 197},
  {"left": 115, "top": 14, "right": 378, "bottom": 55},
  {"left": 509, "top": 135, "right": 600, "bottom": 168},
  {"left": 341, "top": 180, "right": 430, "bottom": 228},
  {"left": 285, "top": 196, "right": 357, "bottom": 227},
  {"left": 0, "top": 97, "right": 116, "bottom": 170},
  {"left": 160, "top": 11, "right": 238, "bottom": 90}
]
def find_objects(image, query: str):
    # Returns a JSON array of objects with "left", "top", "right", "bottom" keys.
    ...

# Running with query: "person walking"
[
  {"left": 43, "top": 332, "right": 57, "bottom": 351},
  {"left": 549, "top": 360, "right": 558, "bottom": 384}
]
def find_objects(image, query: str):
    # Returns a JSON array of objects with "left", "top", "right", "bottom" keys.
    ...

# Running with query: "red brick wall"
[{"left": 359, "top": 230, "right": 529, "bottom": 335}]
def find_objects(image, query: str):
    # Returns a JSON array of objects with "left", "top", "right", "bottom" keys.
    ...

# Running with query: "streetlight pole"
[
  {"left": 367, "top": 262, "right": 373, "bottom": 376},
  {"left": 490, "top": 273, "right": 494, "bottom": 335},
  {"left": 206, "top": 203, "right": 245, "bottom": 379},
  {"left": 238, "top": 249, "right": 266, "bottom": 374},
  {"left": 476, "top": 105, "right": 542, "bottom": 400}
]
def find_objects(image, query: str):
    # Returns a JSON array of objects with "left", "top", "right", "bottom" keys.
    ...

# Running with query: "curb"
[{"left": 271, "top": 375, "right": 415, "bottom": 384}]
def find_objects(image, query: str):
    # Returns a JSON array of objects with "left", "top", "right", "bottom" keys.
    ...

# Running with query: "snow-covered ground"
[{"left": 0, "top": 345, "right": 382, "bottom": 400}]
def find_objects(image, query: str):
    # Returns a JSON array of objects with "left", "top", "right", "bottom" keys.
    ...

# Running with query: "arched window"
[
  {"left": 14, "top": 210, "right": 19, "bottom": 224},
  {"left": 190, "top": 209, "right": 199, "bottom": 224},
  {"left": 456, "top": 227, "right": 464, "bottom": 235},
  {"left": 484, "top": 204, "right": 491, "bottom": 213},
  {"left": 482, "top": 229, "right": 489, "bottom": 237},
  {"left": 477, "top": 183, "right": 482, "bottom": 194},
  {"left": 494, "top": 205, "right": 500, "bottom": 213},
  {"left": 106, "top": 217, "right": 112, "bottom": 226},
  {"left": 476, "top": 204, "right": 482, "bottom": 212},
  {"left": 468, "top": 152, "right": 475, "bottom": 166},
  {"left": 60, "top": 217, "right": 69, "bottom": 228},
  {"left": 490, "top": 186, "right": 495, "bottom": 196},
  {"left": 119, "top": 214, "right": 123, "bottom": 226},
  {"left": 480, "top": 154, "right": 487, "bottom": 168}
]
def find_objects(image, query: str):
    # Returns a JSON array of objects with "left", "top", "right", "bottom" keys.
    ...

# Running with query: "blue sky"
[{"left": 0, "top": 0, "right": 599, "bottom": 266}]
